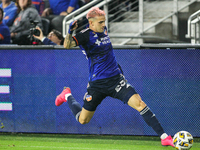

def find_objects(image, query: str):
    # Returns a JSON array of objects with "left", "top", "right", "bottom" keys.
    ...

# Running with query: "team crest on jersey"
[{"left": 86, "top": 95, "right": 92, "bottom": 102}]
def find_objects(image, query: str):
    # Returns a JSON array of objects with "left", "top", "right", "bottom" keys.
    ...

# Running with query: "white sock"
[
  {"left": 65, "top": 93, "right": 72, "bottom": 101},
  {"left": 160, "top": 133, "right": 168, "bottom": 139}
]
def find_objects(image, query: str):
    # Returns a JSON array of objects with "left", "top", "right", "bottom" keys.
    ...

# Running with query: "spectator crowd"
[
  {"left": 0, "top": 0, "right": 91, "bottom": 45},
  {"left": 0, "top": 0, "right": 133, "bottom": 45}
]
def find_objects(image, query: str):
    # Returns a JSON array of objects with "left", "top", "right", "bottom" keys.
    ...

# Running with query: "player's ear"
[
  {"left": 88, "top": 18, "right": 95, "bottom": 27},
  {"left": 88, "top": 20, "right": 93, "bottom": 26}
]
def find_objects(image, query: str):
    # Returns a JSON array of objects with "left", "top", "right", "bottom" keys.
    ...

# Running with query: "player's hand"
[{"left": 68, "top": 20, "right": 78, "bottom": 34}]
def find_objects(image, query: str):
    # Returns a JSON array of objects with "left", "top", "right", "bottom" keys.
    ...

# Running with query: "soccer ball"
[{"left": 173, "top": 131, "right": 193, "bottom": 150}]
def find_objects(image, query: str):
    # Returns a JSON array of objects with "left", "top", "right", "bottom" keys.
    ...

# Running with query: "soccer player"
[{"left": 55, "top": 7, "right": 174, "bottom": 147}]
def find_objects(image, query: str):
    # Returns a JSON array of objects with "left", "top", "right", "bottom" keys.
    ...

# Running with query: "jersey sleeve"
[{"left": 72, "top": 29, "right": 89, "bottom": 46}]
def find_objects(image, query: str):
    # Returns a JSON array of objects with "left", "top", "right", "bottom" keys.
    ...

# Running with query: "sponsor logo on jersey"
[
  {"left": 95, "top": 39, "right": 101, "bottom": 46},
  {"left": 95, "top": 36, "right": 111, "bottom": 46}
]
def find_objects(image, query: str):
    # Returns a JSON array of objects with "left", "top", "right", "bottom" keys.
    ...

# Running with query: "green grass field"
[{"left": 0, "top": 133, "right": 199, "bottom": 150}]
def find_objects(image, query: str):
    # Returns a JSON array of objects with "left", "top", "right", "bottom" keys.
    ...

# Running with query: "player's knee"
[
  {"left": 134, "top": 99, "right": 146, "bottom": 112},
  {"left": 128, "top": 94, "right": 147, "bottom": 112},
  {"left": 138, "top": 100, "right": 146, "bottom": 111}
]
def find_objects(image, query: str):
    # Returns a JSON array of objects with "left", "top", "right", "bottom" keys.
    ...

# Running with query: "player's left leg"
[{"left": 127, "top": 94, "right": 174, "bottom": 147}]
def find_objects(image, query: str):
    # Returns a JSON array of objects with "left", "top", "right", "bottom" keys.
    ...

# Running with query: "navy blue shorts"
[{"left": 83, "top": 74, "right": 137, "bottom": 111}]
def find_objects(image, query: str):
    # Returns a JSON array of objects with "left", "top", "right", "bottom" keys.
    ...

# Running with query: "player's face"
[{"left": 91, "top": 16, "right": 106, "bottom": 33}]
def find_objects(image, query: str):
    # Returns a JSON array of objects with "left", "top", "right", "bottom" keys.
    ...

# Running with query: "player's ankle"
[{"left": 160, "top": 133, "right": 168, "bottom": 140}]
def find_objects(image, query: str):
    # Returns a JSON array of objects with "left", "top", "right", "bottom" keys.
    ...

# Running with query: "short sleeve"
[{"left": 72, "top": 29, "right": 90, "bottom": 46}]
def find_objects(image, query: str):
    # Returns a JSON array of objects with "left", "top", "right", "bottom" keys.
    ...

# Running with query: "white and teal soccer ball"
[{"left": 173, "top": 131, "right": 193, "bottom": 150}]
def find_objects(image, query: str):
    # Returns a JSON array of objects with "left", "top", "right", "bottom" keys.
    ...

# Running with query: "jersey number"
[{"left": 115, "top": 79, "right": 126, "bottom": 93}]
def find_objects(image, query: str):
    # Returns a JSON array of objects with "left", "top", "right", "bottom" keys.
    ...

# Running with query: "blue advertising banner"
[{"left": 0, "top": 48, "right": 199, "bottom": 137}]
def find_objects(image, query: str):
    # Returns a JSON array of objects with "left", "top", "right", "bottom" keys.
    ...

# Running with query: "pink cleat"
[
  {"left": 161, "top": 135, "right": 174, "bottom": 147},
  {"left": 55, "top": 87, "right": 71, "bottom": 106}
]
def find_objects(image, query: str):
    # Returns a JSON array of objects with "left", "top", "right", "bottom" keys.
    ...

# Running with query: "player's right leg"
[
  {"left": 79, "top": 89, "right": 106, "bottom": 124},
  {"left": 55, "top": 87, "right": 71, "bottom": 106},
  {"left": 55, "top": 87, "right": 96, "bottom": 124},
  {"left": 55, "top": 87, "right": 83, "bottom": 123},
  {"left": 78, "top": 108, "right": 95, "bottom": 124}
]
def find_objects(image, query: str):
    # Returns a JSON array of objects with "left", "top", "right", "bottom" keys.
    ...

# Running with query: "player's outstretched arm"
[
  {"left": 64, "top": 34, "right": 76, "bottom": 49},
  {"left": 64, "top": 21, "right": 78, "bottom": 49}
]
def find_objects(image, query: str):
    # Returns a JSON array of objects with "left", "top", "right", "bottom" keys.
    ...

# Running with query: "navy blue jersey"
[{"left": 73, "top": 28, "right": 121, "bottom": 81}]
